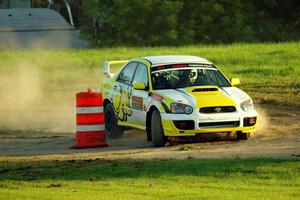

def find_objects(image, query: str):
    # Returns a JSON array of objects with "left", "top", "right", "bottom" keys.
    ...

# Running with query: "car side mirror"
[
  {"left": 133, "top": 82, "right": 146, "bottom": 90},
  {"left": 231, "top": 78, "right": 240, "bottom": 86}
]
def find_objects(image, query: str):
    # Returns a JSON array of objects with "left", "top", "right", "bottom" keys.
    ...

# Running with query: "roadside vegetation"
[
  {"left": 0, "top": 158, "right": 299, "bottom": 200},
  {"left": 81, "top": 0, "right": 300, "bottom": 46}
]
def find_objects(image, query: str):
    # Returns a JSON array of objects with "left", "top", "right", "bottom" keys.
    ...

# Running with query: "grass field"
[
  {"left": 0, "top": 42, "right": 299, "bottom": 134},
  {"left": 0, "top": 42, "right": 299, "bottom": 106},
  {"left": 0, "top": 43, "right": 299, "bottom": 199},
  {"left": 0, "top": 158, "right": 299, "bottom": 200}
]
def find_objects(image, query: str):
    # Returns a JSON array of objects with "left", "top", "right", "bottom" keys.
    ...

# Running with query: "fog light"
[
  {"left": 173, "top": 120, "right": 195, "bottom": 130},
  {"left": 178, "top": 122, "right": 187, "bottom": 128},
  {"left": 249, "top": 117, "right": 256, "bottom": 124},
  {"left": 244, "top": 117, "right": 257, "bottom": 127}
]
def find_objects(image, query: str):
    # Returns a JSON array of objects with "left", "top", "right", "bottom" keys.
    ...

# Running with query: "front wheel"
[
  {"left": 104, "top": 103, "right": 124, "bottom": 139},
  {"left": 151, "top": 110, "right": 166, "bottom": 147}
]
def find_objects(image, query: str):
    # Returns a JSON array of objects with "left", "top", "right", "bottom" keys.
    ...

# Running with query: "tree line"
[{"left": 80, "top": 0, "right": 300, "bottom": 46}]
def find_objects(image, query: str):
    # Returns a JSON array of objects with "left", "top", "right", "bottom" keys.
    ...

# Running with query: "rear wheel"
[
  {"left": 236, "top": 131, "right": 251, "bottom": 140},
  {"left": 104, "top": 103, "right": 124, "bottom": 139},
  {"left": 151, "top": 110, "right": 166, "bottom": 147}
]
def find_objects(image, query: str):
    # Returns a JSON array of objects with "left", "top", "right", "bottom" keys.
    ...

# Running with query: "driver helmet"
[{"left": 189, "top": 69, "right": 198, "bottom": 82}]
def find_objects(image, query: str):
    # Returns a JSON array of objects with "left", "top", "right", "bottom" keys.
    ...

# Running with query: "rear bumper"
[{"left": 161, "top": 110, "right": 257, "bottom": 136}]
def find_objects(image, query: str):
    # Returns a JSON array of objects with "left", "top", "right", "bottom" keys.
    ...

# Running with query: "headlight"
[
  {"left": 170, "top": 103, "right": 193, "bottom": 114},
  {"left": 240, "top": 99, "right": 254, "bottom": 112}
]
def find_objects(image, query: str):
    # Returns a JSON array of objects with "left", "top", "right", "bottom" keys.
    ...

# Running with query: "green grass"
[
  {"left": 0, "top": 42, "right": 299, "bottom": 132},
  {"left": 0, "top": 158, "right": 299, "bottom": 200},
  {"left": 1, "top": 43, "right": 299, "bottom": 199},
  {"left": 0, "top": 42, "right": 299, "bottom": 106}
]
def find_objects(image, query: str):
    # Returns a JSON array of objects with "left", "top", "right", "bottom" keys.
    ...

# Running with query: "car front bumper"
[{"left": 161, "top": 110, "right": 257, "bottom": 137}]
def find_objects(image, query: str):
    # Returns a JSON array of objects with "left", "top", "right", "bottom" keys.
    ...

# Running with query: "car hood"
[{"left": 156, "top": 86, "right": 250, "bottom": 108}]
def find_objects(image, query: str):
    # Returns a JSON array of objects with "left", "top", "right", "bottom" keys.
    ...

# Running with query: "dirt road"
[{"left": 0, "top": 104, "right": 299, "bottom": 161}]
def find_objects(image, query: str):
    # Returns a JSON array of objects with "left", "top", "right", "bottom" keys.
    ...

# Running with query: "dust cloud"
[
  {"left": 0, "top": 27, "right": 88, "bottom": 136},
  {"left": 0, "top": 61, "right": 75, "bottom": 135},
  {"left": 254, "top": 104, "right": 270, "bottom": 138}
]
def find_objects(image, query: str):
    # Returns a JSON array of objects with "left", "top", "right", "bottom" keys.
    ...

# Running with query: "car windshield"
[{"left": 151, "top": 64, "right": 231, "bottom": 90}]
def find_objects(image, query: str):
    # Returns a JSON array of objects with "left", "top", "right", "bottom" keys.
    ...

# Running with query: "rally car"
[{"left": 102, "top": 55, "right": 257, "bottom": 147}]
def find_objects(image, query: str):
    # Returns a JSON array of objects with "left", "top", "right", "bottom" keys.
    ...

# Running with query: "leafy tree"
[{"left": 80, "top": 0, "right": 300, "bottom": 46}]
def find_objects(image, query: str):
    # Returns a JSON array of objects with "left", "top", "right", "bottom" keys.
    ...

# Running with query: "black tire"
[
  {"left": 146, "top": 115, "right": 152, "bottom": 141},
  {"left": 151, "top": 110, "right": 166, "bottom": 147},
  {"left": 104, "top": 103, "right": 124, "bottom": 139},
  {"left": 146, "top": 129, "right": 152, "bottom": 141},
  {"left": 236, "top": 131, "right": 251, "bottom": 140}
]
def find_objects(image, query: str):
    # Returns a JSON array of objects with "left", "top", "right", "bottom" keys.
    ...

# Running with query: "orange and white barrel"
[{"left": 74, "top": 88, "right": 107, "bottom": 148}]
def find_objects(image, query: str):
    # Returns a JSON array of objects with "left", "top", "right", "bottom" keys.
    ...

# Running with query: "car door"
[
  {"left": 129, "top": 62, "right": 149, "bottom": 127},
  {"left": 112, "top": 62, "right": 137, "bottom": 122}
]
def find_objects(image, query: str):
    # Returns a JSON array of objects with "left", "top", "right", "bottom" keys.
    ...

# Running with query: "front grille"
[
  {"left": 199, "top": 106, "right": 236, "bottom": 114},
  {"left": 198, "top": 121, "right": 240, "bottom": 128}
]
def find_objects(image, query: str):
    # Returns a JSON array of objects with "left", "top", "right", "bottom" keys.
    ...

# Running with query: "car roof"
[{"left": 141, "top": 55, "right": 212, "bottom": 66}]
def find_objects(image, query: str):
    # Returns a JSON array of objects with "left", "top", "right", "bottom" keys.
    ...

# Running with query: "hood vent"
[{"left": 192, "top": 87, "right": 218, "bottom": 92}]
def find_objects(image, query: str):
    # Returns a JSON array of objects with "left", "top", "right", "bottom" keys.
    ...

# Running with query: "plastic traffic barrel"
[{"left": 74, "top": 88, "right": 107, "bottom": 148}]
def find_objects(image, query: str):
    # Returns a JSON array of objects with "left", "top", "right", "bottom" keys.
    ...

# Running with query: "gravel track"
[{"left": 0, "top": 104, "right": 299, "bottom": 161}]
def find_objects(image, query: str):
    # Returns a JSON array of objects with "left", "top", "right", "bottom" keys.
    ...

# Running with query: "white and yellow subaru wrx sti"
[{"left": 102, "top": 55, "right": 257, "bottom": 147}]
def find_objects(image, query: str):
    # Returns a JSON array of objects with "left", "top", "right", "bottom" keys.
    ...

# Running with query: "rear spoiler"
[{"left": 103, "top": 60, "right": 128, "bottom": 77}]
